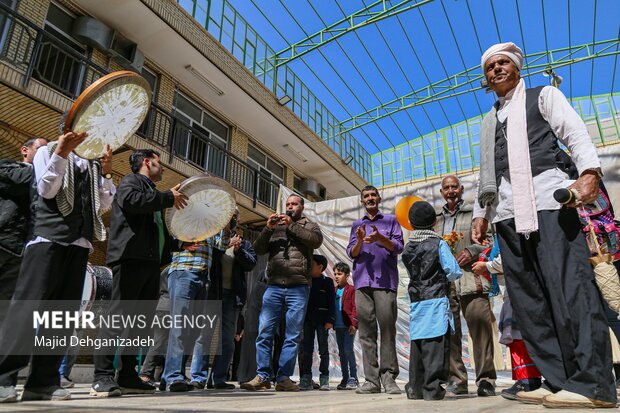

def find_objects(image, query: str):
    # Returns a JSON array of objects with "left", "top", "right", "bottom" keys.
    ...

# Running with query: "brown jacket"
[
  {"left": 254, "top": 217, "right": 323, "bottom": 286},
  {"left": 434, "top": 201, "right": 490, "bottom": 296}
]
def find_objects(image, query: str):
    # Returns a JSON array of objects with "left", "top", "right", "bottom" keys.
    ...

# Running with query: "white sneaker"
[
  {"left": 542, "top": 390, "right": 616, "bottom": 409},
  {"left": 516, "top": 387, "right": 552, "bottom": 404}
]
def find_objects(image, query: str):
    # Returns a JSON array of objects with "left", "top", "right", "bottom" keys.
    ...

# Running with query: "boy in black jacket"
[
  {"left": 299, "top": 255, "right": 335, "bottom": 391},
  {"left": 402, "top": 201, "right": 462, "bottom": 401}
]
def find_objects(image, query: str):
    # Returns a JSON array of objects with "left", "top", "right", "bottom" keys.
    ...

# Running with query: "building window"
[
  {"left": 293, "top": 175, "right": 302, "bottom": 193},
  {"left": 172, "top": 91, "right": 229, "bottom": 177},
  {"left": 34, "top": 3, "right": 86, "bottom": 97},
  {"left": 0, "top": 0, "right": 18, "bottom": 51},
  {"left": 136, "top": 66, "right": 158, "bottom": 137},
  {"left": 247, "top": 143, "right": 283, "bottom": 208},
  {"left": 141, "top": 66, "right": 158, "bottom": 98}
]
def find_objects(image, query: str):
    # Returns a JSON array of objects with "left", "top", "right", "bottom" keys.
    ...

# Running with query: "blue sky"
[{"left": 218, "top": 0, "right": 619, "bottom": 153}]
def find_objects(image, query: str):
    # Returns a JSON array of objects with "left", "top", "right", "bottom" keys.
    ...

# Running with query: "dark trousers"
[
  {"left": 449, "top": 287, "right": 497, "bottom": 386},
  {"left": 0, "top": 243, "right": 88, "bottom": 387},
  {"left": 447, "top": 285, "right": 468, "bottom": 386},
  {"left": 140, "top": 310, "right": 169, "bottom": 380},
  {"left": 496, "top": 209, "right": 616, "bottom": 403},
  {"left": 93, "top": 259, "right": 160, "bottom": 381},
  {"left": 298, "top": 319, "right": 329, "bottom": 377},
  {"left": 355, "top": 287, "right": 398, "bottom": 387},
  {"left": 335, "top": 327, "right": 357, "bottom": 381},
  {"left": 0, "top": 250, "right": 22, "bottom": 329},
  {"left": 407, "top": 329, "right": 450, "bottom": 400},
  {"left": 210, "top": 288, "right": 237, "bottom": 385}
]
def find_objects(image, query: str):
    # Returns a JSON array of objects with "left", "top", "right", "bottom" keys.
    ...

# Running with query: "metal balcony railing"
[{"left": 0, "top": 2, "right": 280, "bottom": 210}]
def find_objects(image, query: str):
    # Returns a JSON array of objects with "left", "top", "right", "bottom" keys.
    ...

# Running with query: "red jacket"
[{"left": 338, "top": 283, "right": 358, "bottom": 328}]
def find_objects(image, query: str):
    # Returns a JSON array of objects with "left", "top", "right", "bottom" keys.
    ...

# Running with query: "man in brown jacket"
[
  {"left": 241, "top": 194, "right": 323, "bottom": 392},
  {"left": 434, "top": 175, "right": 497, "bottom": 397}
]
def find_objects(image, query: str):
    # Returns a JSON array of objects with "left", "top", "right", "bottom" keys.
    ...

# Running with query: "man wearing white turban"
[{"left": 471, "top": 42, "right": 616, "bottom": 408}]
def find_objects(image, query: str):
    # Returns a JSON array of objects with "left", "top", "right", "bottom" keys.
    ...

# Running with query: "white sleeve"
[
  {"left": 34, "top": 148, "right": 67, "bottom": 199},
  {"left": 98, "top": 177, "right": 116, "bottom": 212},
  {"left": 539, "top": 86, "right": 601, "bottom": 174}
]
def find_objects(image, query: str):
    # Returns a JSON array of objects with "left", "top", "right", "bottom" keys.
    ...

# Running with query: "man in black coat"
[
  {"left": 0, "top": 137, "right": 47, "bottom": 328},
  {"left": 91, "top": 149, "right": 187, "bottom": 397}
]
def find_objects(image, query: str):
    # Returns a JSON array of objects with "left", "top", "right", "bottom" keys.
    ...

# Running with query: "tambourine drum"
[
  {"left": 165, "top": 174, "right": 236, "bottom": 242},
  {"left": 63, "top": 70, "right": 151, "bottom": 160}
]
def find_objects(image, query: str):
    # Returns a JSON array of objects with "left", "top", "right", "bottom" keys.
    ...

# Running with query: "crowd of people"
[{"left": 0, "top": 41, "right": 619, "bottom": 410}]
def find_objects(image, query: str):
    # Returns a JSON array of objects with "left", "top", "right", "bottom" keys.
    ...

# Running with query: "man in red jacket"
[{"left": 333, "top": 262, "right": 358, "bottom": 390}]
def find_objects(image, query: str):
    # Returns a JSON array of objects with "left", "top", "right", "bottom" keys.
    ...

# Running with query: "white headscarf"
[{"left": 481, "top": 42, "right": 524, "bottom": 71}]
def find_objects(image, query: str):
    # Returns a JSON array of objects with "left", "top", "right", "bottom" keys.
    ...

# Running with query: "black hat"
[{"left": 408, "top": 201, "right": 436, "bottom": 230}]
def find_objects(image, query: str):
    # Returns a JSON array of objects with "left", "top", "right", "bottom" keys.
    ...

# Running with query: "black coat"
[
  {"left": 106, "top": 173, "right": 176, "bottom": 266},
  {"left": 402, "top": 238, "right": 449, "bottom": 303},
  {"left": 0, "top": 160, "right": 35, "bottom": 256},
  {"left": 208, "top": 238, "right": 257, "bottom": 306},
  {"left": 305, "top": 275, "right": 336, "bottom": 326}
]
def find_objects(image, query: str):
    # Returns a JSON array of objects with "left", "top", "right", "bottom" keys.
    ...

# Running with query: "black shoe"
[
  {"left": 206, "top": 382, "right": 214, "bottom": 389},
  {"left": 138, "top": 376, "right": 156, "bottom": 388},
  {"left": 445, "top": 382, "right": 468, "bottom": 395},
  {"left": 477, "top": 380, "right": 496, "bottom": 397},
  {"left": 214, "top": 382, "right": 236, "bottom": 390},
  {"left": 405, "top": 382, "right": 422, "bottom": 400},
  {"left": 188, "top": 381, "right": 206, "bottom": 390},
  {"left": 159, "top": 378, "right": 166, "bottom": 392},
  {"left": 90, "top": 376, "right": 122, "bottom": 398},
  {"left": 118, "top": 376, "right": 156, "bottom": 395},
  {"left": 336, "top": 380, "right": 347, "bottom": 390},
  {"left": 169, "top": 381, "right": 189, "bottom": 392},
  {"left": 501, "top": 380, "right": 528, "bottom": 400}
]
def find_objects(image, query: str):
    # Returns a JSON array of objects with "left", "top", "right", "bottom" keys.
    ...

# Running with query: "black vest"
[
  {"left": 402, "top": 238, "right": 449, "bottom": 303},
  {"left": 494, "top": 86, "right": 559, "bottom": 185},
  {"left": 33, "top": 166, "right": 94, "bottom": 243}
]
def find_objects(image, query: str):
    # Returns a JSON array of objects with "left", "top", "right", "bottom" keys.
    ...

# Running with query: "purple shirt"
[{"left": 346, "top": 211, "right": 404, "bottom": 292}]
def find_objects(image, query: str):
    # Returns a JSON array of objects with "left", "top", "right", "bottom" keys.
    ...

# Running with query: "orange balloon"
[{"left": 395, "top": 195, "right": 424, "bottom": 230}]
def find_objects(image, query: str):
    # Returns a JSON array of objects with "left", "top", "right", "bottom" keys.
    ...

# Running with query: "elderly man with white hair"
[{"left": 472, "top": 42, "right": 616, "bottom": 408}]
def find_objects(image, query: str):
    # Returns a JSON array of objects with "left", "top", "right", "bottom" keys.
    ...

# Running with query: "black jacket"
[
  {"left": 305, "top": 274, "right": 336, "bottom": 326},
  {"left": 106, "top": 173, "right": 176, "bottom": 266},
  {"left": 402, "top": 238, "right": 449, "bottom": 303},
  {"left": 0, "top": 160, "right": 35, "bottom": 256},
  {"left": 208, "top": 238, "right": 257, "bottom": 306}
]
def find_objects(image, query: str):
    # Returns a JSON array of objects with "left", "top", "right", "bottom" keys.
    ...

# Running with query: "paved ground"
[{"left": 0, "top": 383, "right": 606, "bottom": 413}]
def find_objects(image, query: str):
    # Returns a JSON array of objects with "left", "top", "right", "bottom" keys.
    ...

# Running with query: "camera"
[{"left": 269, "top": 217, "right": 278, "bottom": 225}]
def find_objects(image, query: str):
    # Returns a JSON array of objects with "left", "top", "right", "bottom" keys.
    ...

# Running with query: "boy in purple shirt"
[{"left": 346, "top": 186, "right": 404, "bottom": 394}]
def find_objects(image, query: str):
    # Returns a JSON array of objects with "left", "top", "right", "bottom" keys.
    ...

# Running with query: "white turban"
[{"left": 481, "top": 42, "right": 524, "bottom": 71}]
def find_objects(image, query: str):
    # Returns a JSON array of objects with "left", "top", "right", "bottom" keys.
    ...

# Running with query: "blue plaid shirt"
[{"left": 168, "top": 234, "right": 228, "bottom": 276}]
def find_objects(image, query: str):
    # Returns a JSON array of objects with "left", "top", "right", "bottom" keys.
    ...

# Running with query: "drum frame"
[
  {"left": 63, "top": 70, "right": 152, "bottom": 159},
  {"left": 165, "top": 174, "right": 237, "bottom": 242}
]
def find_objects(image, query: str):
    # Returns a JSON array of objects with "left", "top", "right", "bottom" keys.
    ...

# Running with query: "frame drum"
[
  {"left": 64, "top": 70, "right": 151, "bottom": 160},
  {"left": 165, "top": 174, "right": 236, "bottom": 242}
]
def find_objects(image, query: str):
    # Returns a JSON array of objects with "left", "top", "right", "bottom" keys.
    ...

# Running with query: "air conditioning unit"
[
  {"left": 71, "top": 16, "right": 114, "bottom": 50},
  {"left": 300, "top": 178, "right": 326, "bottom": 201},
  {"left": 109, "top": 33, "right": 144, "bottom": 72}
]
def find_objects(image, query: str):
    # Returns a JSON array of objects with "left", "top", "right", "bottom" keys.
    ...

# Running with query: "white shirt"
[
  {"left": 27, "top": 147, "right": 116, "bottom": 251},
  {"left": 473, "top": 86, "right": 601, "bottom": 223}
]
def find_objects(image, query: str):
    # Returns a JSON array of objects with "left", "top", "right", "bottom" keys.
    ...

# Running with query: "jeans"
[
  {"left": 335, "top": 328, "right": 357, "bottom": 381},
  {"left": 190, "top": 288, "right": 236, "bottom": 384},
  {"left": 256, "top": 285, "right": 309, "bottom": 382},
  {"left": 162, "top": 269, "right": 208, "bottom": 385},
  {"left": 299, "top": 320, "right": 329, "bottom": 377},
  {"left": 59, "top": 329, "right": 83, "bottom": 378}
]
